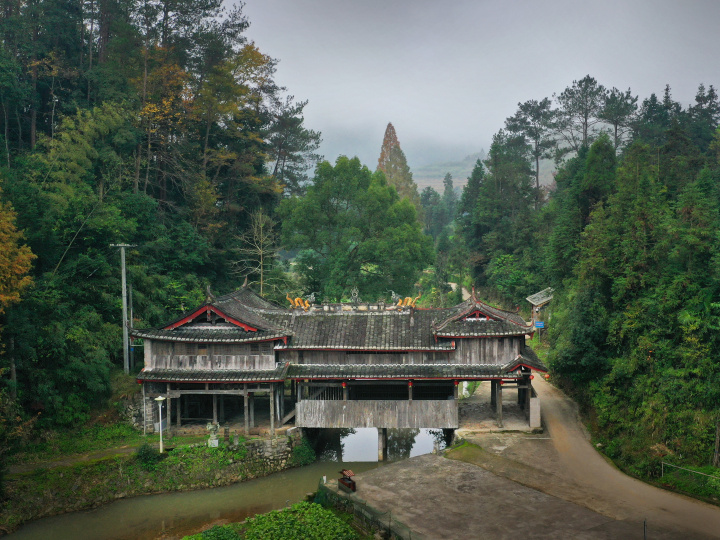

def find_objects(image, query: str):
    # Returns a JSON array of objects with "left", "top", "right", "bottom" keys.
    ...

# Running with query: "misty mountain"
[
  {"left": 413, "top": 150, "right": 557, "bottom": 192},
  {"left": 412, "top": 151, "right": 486, "bottom": 191}
]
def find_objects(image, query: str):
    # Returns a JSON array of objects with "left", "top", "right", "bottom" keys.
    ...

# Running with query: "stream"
[{"left": 10, "top": 428, "right": 449, "bottom": 539}]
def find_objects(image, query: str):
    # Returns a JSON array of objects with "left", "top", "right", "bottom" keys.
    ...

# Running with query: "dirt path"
[{"left": 461, "top": 378, "right": 720, "bottom": 538}]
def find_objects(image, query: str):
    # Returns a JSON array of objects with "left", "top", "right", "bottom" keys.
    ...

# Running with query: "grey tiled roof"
[
  {"left": 435, "top": 319, "right": 529, "bottom": 337},
  {"left": 269, "top": 309, "right": 454, "bottom": 350},
  {"left": 137, "top": 363, "right": 288, "bottom": 383},
  {"left": 130, "top": 327, "right": 287, "bottom": 343},
  {"left": 526, "top": 287, "right": 554, "bottom": 307},
  {"left": 139, "top": 287, "right": 532, "bottom": 349},
  {"left": 432, "top": 297, "right": 531, "bottom": 336},
  {"left": 501, "top": 346, "right": 548, "bottom": 373},
  {"left": 286, "top": 364, "right": 521, "bottom": 380}
]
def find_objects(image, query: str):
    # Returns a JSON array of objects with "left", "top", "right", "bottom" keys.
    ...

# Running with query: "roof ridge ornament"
[
  {"left": 205, "top": 285, "right": 216, "bottom": 304},
  {"left": 389, "top": 290, "right": 401, "bottom": 305}
]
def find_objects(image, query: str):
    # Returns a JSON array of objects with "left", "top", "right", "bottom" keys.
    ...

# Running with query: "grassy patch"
[
  {"left": 9, "top": 426, "right": 208, "bottom": 466},
  {"left": 10, "top": 424, "right": 144, "bottom": 464},
  {"left": 444, "top": 441, "right": 486, "bottom": 464},
  {"left": 655, "top": 464, "right": 720, "bottom": 502}
]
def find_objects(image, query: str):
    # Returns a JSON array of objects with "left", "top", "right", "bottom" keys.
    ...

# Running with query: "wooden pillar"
[
  {"left": 297, "top": 382, "right": 302, "bottom": 403},
  {"left": 219, "top": 395, "right": 225, "bottom": 423},
  {"left": 496, "top": 382, "right": 503, "bottom": 428},
  {"left": 490, "top": 380, "right": 497, "bottom": 408},
  {"left": 166, "top": 383, "right": 171, "bottom": 431},
  {"left": 408, "top": 381, "right": 413, "bottom": 401},
  {"left": 212, "top": 394, "right": 218, "bottom": 424},
  {"left": 526, "top": 381, "right": 532, "bottom": 414},
  {"left": 269, "top": 386, "right": 275, "bottom": 437},
  {"left": 250, "top": 393, "right": 255, "bottom": 427},
  {"left": 176, "top": 395, "right": 181, "bottom": 427},
  {"left": 276, "top": 384, "right": 282, "bottom": 421},
  {"left": 280, "top": 383, "right": 285, "bottom": 422},
  {"left": 343, "top": 382, "right": 348, "bottom": 401},
  {"left": 453, "top": 380, "right": 458, "bottom": 400},
  {"left": 378, "top": 428, "right": 388, "bottom": 461},
  {"left": 244, "top": 385, "right": 249, "bottom": 435}
]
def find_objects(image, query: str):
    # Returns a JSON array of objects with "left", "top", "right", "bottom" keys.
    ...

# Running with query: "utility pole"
[
  {"left": 129, "top": 283, "right": 134, "bottom": 371},
  {"left": 111, "top": 244, "right": 135, "bottom": 374}
]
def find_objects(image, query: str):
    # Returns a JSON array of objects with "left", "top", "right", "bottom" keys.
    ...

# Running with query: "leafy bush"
[
  {"left": 242, "top": 502, "right": 358, "bottom": 540},
  {"left": 184, "top": 525, "right": 241, "bottom": 540},
  {"left": 135, "top": 442, "right": 162, "bottom": 471},
  {"left": 288, "top": 437, "right": 315, "bottom": 467}
]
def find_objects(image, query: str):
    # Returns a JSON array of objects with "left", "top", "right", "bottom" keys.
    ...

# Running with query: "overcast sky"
[{"left": 241, "top": 0, "right": 720, "bottom": 170}]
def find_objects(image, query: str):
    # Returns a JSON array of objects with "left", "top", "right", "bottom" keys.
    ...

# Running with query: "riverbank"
[{"left": 0, "top": 432, "right": 312, "bottom": 536}]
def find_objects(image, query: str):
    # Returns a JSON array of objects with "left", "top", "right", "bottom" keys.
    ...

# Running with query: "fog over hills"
[
  {"left": 413, "top": 150, "right": 556, "bottom": 192},
  {"left": 412, "top": 151, "right": 485, "bottom": 191}
]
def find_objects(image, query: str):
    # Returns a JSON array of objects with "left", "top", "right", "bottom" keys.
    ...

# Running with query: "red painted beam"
[{"left": 164, "top": 305, "right": 259, "bottom": 332}]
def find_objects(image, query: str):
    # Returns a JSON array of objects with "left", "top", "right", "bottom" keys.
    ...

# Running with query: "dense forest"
[
  {"left": 0, "top": 1, "right": 719, "bottom": 484},
  {"left": 452, "top": 77, "right": 720, "bottom": 475}
]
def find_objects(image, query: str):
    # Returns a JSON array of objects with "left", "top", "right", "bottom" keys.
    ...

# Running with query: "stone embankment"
[{"left": 0, "top": 430, "right": 307, "bottom": 536}]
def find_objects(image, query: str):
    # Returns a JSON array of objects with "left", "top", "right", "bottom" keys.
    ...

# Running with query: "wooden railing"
[{"left": 296, "top": 399, "right": 458, "bottom": 429}]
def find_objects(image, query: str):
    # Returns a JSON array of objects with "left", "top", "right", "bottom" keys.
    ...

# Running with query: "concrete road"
[
  {"left": 532, "top": 377, "right": 720, "bottom": 538},
  {"left": 340, "top": 378, "right": 720, "bottom": 539}
]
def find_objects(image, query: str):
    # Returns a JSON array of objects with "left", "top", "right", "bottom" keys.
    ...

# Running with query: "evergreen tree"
[
  {"left": 554, "top": 75, "right": 607, "bottom": 153},
  {"left": 376, "top": 122, "right": 421, "bottom": 211},
  {"left": 505, "top": 97, "right": 556, "bottom": 208},
  {"left": 420, "top": 186, "right": 442, "bottom": 240},
  {"left": 441, "top": 172, "right": 457, "bottom": 223},
  {"left": 599, "top": 87, "right": 638, "bottom": 151}
]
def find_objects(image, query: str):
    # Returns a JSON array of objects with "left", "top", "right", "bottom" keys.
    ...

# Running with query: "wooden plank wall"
[
  {"left": 279, "top": 338, "right": 520, "bottom": 366},
  {"left": 454, "top": 337, "right": 520, "bottom": 365},
  {"left": 296, "top": 400, "right": 458, "bottom": 428},
  {"left": 147, "top": 341, "right": 275, "bottom": 370}
]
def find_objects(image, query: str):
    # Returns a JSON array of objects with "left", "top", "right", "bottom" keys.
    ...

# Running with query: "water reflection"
[
  {"left": 10, "top": 461, "right": 379, "bottom": 540},
  {"left": 10, "top": 429, "right": 452, "bottom": 539},
  {"left": 308, "top": 428, "right": 452, "bottom": 462}
]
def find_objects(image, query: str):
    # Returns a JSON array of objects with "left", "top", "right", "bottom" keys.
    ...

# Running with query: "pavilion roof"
[
  {"left": 134, "top": 286, "right": 534, "bottom": 349},
  {"left": 136, "top": 363, "right": 288, "bottom": 383}
]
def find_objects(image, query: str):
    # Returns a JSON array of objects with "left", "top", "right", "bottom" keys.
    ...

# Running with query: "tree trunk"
[
  {"left": 133, "top": 143, "right": 141, "bottom": 194},
  {"left": 98, "top": 0, "right": 112, "bottom": 64},
  {"left": 535, "top": 153, "right": 540, "bottom": 211},
  {"left": 2, "top": 95, "right": 9, "bottom": 167},
  {"left": 87, "top": 0, "right": 94, "bottom": 104},
  {"left": 9, "top": 336, "right": 16, "bottom": 400},
  {"left": 29, "top": 62, "right": 37, "bottom": 148}
]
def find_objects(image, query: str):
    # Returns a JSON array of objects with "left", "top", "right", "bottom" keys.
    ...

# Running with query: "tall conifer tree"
[{"left": 376, "top": 122, "right": 421, "bottom": 211}]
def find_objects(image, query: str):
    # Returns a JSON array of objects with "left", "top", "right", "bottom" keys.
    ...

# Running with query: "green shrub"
[
  {"left": 288, "top": 437, "right": 315, "bottom": 467},
  {"left": 135, "top": 443, "right": 162, "bottom": 471},
  {"left": 184, "top": 525, "right": 241, "bottom": 540},
  {"left": 242, "top": 502, "right": 357, "bottom": 540}
]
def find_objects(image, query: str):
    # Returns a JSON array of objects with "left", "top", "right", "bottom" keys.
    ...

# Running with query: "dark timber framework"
[{"left": 134, "top": 286, "right": 547, "bottom": 440}]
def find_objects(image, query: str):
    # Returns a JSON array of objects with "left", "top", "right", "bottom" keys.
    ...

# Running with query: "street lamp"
[{"left": 155, "top": 396, "right": 166, "bottom": 453}]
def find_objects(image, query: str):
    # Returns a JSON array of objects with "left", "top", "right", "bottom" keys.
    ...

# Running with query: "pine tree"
[
  {"left": 376, "top": 122, "right": 421, "bottom": 211},
  {"left": 377, "top": 122, "right": 400, "bottom": 171}
]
